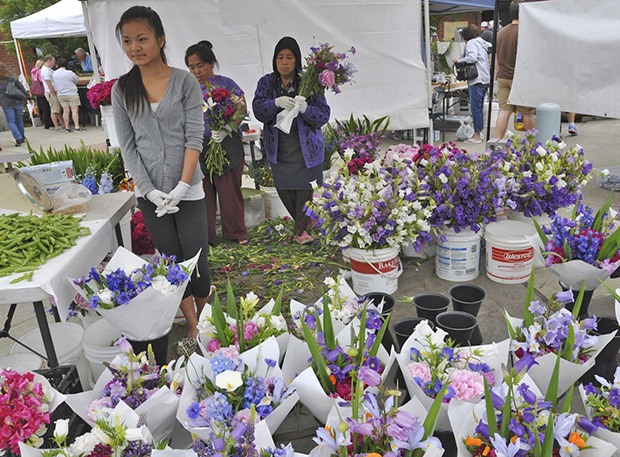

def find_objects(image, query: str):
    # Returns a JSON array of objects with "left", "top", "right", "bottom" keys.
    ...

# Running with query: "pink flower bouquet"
[{"left": 86, "top": 79, "right": 117, "bottom": 110}]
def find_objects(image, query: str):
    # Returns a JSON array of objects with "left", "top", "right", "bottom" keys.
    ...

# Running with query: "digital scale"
[{"left": 0, "top": 169, "right": 53, "bottom": 214}]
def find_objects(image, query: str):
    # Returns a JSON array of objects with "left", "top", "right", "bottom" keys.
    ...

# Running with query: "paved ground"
[{"left": 1, "top": 114, "right": 619, "bottom": 376}]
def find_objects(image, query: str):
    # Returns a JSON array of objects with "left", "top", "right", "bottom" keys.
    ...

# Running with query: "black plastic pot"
[
  {"left": 560, "top": 282, "right": 594, "bottom": 320},
  {"left": 363, "top": 292, "right": 397, "bottom": 352},
  {"left": 127, "top": 330, "right": 171, "bottom": 366},
  {"left": 581, "top": 316, "right": 620, "bottom": 385},
  {"left": 436, "top": 311, "right": 477, "bottom": 346},
  {"left": 449, "top": 284, "right": 486, "bottom": 345},
  {"left": 413, "top": 293, "right": 450, "bottom": 326},
  {"left": 393, "top": 318, "right": 435, "bottom": 352}
]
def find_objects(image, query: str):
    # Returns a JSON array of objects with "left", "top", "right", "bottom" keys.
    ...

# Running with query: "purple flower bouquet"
[{"left": 580, "top": 368, "right": 620, "bottom": 453}]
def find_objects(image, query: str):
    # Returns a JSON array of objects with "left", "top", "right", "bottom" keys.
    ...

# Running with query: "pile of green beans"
[{"left": 0, "top": 213, "right": 91, "bottom": 283}]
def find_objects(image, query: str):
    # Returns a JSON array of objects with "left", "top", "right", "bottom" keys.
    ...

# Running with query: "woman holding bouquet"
[
  {"left": 112, "top": 5, "right": 210, "bottom": 352},
  {"left": 185, "top": 41, "right": 248, "bottom": 245},
  {"left": 253, "top": 36, "right": 330, "bottom": 244}
]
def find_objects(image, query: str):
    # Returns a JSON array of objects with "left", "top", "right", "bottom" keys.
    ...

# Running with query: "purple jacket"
[{"left": 252, "top": 73, "right": 330, "bottom": 168}]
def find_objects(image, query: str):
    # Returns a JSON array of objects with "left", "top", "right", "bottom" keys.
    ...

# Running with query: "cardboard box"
[{"left": 20, "top": 161, "right": 76, "bottom": 194}]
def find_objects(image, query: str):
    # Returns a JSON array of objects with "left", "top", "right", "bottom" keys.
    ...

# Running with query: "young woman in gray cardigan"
[{"left": 112, "top": 6, "right": 210, "bottom": 354}]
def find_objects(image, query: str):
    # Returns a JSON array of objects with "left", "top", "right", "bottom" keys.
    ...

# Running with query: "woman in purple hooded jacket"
[{"left": 253, "top": 36, "right": 330, "bottom": 244}]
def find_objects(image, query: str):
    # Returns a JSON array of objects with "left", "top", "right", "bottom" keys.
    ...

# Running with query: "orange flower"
[
  {"left": 568, "top": 432, "right": 586, "bottom": 449},
  {"left": 366, "top": 454, "right": 382, "bottom": 457},
  {"left": 329, "top": 374, "right": 336, "bottom": 385},
  {"left": 465, "top": 437, "right": 482, "bottom": 447},
  {"left": 482, "top": 446, "right": 491, "bottom": 456}
]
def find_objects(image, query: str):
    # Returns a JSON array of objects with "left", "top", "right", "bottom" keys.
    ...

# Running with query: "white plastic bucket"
[
  {"left": 261, "top": 186, "right": 290, "bottom": 219},
  {"left": 435, "top": 227, "right": 482, "bottom": 282},
  {"left": 11, "top": 322, "right": 83, "bottom": 364},
  {"left": 0, "top": 353, "right": 43, "bottom": 371},
  {"left": 507, "top": 209, "right": 551, "bottom": 227},
  {"left": 402, "top": 239, "right": 435, "bottom": 259},
  {"left": 82, "top": 319, "right": 122, "bottom": 383},
  {"left": 100, "top": 105, "right": 120, "bottom": 148},
  {"left": 485, "top": 220, "right": 536, "bottom": 284},
  {"left": 347, "top": 246, "right": 402, "bottom": 295}
]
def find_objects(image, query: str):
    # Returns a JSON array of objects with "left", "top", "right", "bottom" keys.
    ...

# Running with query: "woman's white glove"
[
  {"left": 145, "top": 189, "right": 171, "bottom": 208},
  {"left": 163, "top": 181, "right": 191, "bottom": 210},
  {"left": 294, "top": 95, "right": 308, "bottom": 114},
  {"left": 211, "top": 130, "right": 226, "bottom": 143},
  {"left": 275, "top": 96, "right": 295, "bottom": 110}
]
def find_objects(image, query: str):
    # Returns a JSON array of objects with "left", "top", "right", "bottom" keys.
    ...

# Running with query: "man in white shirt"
[
  {"left": 54, "top": 58, "right": 85, "bottom": 133},
  {"left": 41, "top": 55, "right": 65, "bottom": 130}
]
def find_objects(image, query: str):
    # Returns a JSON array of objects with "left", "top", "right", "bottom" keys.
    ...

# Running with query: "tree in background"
[{"left": 0, "top": 0, "right": 89, "bottom": 64}]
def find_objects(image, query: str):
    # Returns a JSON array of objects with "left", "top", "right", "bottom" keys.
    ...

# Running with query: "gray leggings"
[{"left": 138, "top": 197, "right": 211, "bottom": 299}]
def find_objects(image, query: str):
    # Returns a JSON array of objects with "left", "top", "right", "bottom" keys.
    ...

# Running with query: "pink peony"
[
  {"left": 319, "top": 70, "right": 336, "bottom": 88},
  {"left": 206, "top": 338, "right": 221, "bottom": 352},
  {"left": 219, "top": 345, "right": 241, "bottom": 359},
  {"left": 406, "top": 362, "right": 432, "bottom": 383},
  {"left": 448, "top": 369, "right": 484, "bottom": 401}
]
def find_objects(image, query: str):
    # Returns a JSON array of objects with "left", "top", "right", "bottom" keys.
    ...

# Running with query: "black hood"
[{"left": 272, "top": 36, "right": 302, "bottom": 74}]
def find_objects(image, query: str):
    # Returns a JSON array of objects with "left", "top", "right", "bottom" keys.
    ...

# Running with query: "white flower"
[
  {"left": 274, "top": 224, "right": 284, "bottom": 232},
  {"left": 438, "top": 173, "right": 448, "bottom": 184},
  {"left": 557, "top": 141, "right": 567, "bottom": 150},
  {"left": 412, "top": 319, "right": 448, "bottom": 346},
  {"left": 54, "top": 419, "right": 69, "bottom": 440},
  {"left": 269, "top": 315, "right": 288, "bottom": 331},
  {"left": 536, "top": 145, "right": 547, "bottom": 157},
  {"left": 151, "top": 275, "right": 178, "bottom": 295},
  {"left": 125, "top": 426, "right": 151, "bottom": 443},
  {"left": 69, "top": 433, "right": 100, "bottom": 456},
  {"left": 243, "top": 292, "right": 259, "bottom": 308},
  {"left": 601, "top": 169, "right": 610, "bottom": 176},
  {"left": 323, "top": 277, "right": 337, "bottom": 287},
  {"left": 98, "top": 288, "right": 114, "bottom": 305},
  {"left": 535, "top": 162, "right": 544, "bottom": 172},
  {"left": 215, "top": 370, "right": 243, "bottom": 392},
  {"left": 420, "top": 158, "right": 429, "bottom": 167}
]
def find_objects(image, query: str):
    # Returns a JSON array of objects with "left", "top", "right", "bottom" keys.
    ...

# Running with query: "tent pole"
[
  {"left": 486, "top": 0, "right": 500, "bottom": 141},
  {"left": 14, "top": 38, "right": 35, "bottom": 127},
  {"left": 424, "top": 0, "right": 433, "bottom": 145},
  {"left": 81, "top": 0, "right": 100, "bottom": 83}
]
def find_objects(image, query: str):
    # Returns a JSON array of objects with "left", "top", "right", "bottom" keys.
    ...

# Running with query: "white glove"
[
  {"left": 294, "top": 95, "right": 308, "bottom": 114},
  {"left": 155, "top": 205, "right": 179, "bottom": 217},
  {"left": 145, "top": 189, "right": 172, "bottom": 208},
  {"left": 211, "top": 130, "right": 225, "bottom": 143},
  {"left": 275, "top": 96, "right": 295, "bottom": 110},
  {"left": 163, "top": 181, "right": 191, "bottom": 209}
]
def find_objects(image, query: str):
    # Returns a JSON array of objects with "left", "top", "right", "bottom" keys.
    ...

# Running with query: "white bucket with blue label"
[{"left": 435, "top": 227, "right": 482, "bottom": 282}]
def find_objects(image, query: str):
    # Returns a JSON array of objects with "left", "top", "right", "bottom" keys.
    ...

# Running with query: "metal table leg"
[
  {"left": 115, "top": 222, "right": 124, "bottom": 248},
  {"left": 33, "top": 300, "right": 59, "bottom": 367}
]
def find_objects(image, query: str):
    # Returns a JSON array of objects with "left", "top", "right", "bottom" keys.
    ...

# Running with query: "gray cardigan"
[{"left": 112, "top": 67, "right": 204, "bottom": 196}]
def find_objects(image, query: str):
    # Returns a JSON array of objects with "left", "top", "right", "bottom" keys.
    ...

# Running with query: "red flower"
[
  {"left": 130, "top": 211, "right": 156, "bottom": 256},
  {"left": 211, "top": 87, "right": 230, "bottom": 102}
]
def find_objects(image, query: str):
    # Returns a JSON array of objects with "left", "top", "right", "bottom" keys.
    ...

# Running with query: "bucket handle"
[{"left": 359, "top": 253, "right": 403, "bottom": 278}]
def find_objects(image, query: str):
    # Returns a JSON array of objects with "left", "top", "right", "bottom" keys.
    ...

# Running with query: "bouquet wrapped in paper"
[
  {"left": 530, "top": 199, "right": 620, "bottom": 289},
  {"left": 395, "top": 319, "right": 509, "bottom": 432},
  {"left": 177, "top": 336, "right": 298, "bottom": 440},
  {"left": 64, "top": 339, "right": 183, "bottom": 441},
  {"left": 283, "top": 305, "right": 394, "bottom": 423},
  {"left": 580, "top": 368, "right": 620, "bottom": 456},
  {"left": 71, "top": 247, "right": 199, "bottom": 340},
  {"left": 0, "top": 368, "right": 66, "bottom": 455},
  {"left": 451, "top": 353, "right": 616, "bottom": 457},
  {"left": 196, "top": 283, "right": 289, "bottom": 359},
  {"left": 506, "top": 273, "right": 615, "bottom": 396}
]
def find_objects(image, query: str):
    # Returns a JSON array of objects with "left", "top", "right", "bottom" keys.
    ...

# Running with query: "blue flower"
[{"left": 186, "top": 401, "right": 201, "bottom": 420}]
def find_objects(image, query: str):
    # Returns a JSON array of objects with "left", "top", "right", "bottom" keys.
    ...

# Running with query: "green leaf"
[
  {"left": 592, "top": 195, "right": 614, "bottom": 232},
  {"left": 499, "top": 382, "right": 512, "bottom": 437},
  {"left": 483, "top": 375, "right": 498, "bottom": 437},
  {"left": 541, "top": 410, "right": 555, "bottom": 456},
  {"left": 561, "top": 324, "right": 575, "bottom": 361},
  {"left": 532, "top": 217, "right": 548, "bottom": 245},
  {"left": 422, "top": 382, "right": 448, "bottom": 440},
  {"left": 523, "top": 267, "right": 536, "bottom": 328},
  {"left": 271, "top": 286, "right": 284, "bottom": 316},
  {"left": 370, "top": 312, "right": 391, "bottom": 357},
  {"left": 544, "top": 353, "right": 562, "bottom": 407},
  {"left": 323, "top": 293, "right": 336, "bottom": 350},
  {"left": 226, "top": 279, "right": 238, "bottom": 319},
  {"left": 356, "top": 308, "right": 367, "bottom": 367},
  {"left": 561, "top": 383, "right": 575, "bottom": 413},
  {"left": 569, "top": 281, "right": 587, "bottom": 320},
  {"left": 503, "top": 310, "right": 518, "bottom": 341},
  {"left": 301, "top": 319, "right": 335, "bottom": 393},
  {"left": 211, "top": 293, "right": 231, "bottom": 347}
]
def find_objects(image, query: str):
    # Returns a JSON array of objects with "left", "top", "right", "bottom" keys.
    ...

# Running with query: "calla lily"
[{"left": 215, "top": 370, "right": 243, "bottom": 392}]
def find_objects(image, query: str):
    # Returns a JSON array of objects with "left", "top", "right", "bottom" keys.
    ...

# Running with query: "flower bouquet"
[
  {"left": 276, "top": 42, "right": 355, "bottom": 134},
  {"left": 0, "top": 369, "right": 66, "bottom": 456},
  {"left": 417, "top": 143, "right": 506, "bottom": 233},
  {"left": 306, "top": 149, "right": 435, "bottom": 251},
  {"left": 202, "top": 83, "right": 245, "bottom": 179},
  {"left": 86, "top": 79, "right": 117, "bottom": 110},
  {"left": 580, "top": 368, "right": 620, "bottom": 454},
  {"left": 177, "top": 336, "right": 299, "bottom": 439},
  {"left": 451, "top": 353, "right": 616, "bottom": 457},
  {"left": 196, "top": 283, "right": 289, "bottom": 358},
  {"left": 20, "top": 401, "right": 155, "bottom": 457},
  {"left": 64, "top": 339, "right": 182, "bottom": 441},
  {"left": 500, "top": 132, "right": 593, "bottom": 218},
  {"left": 284, "top": 304, "right": 394, "bottom": 422},
  {"left": 395, "top": 319, "right": 509, "bottom": 432},
  {"left": 505, "top": 272, "right": 616, "bottom": 396},
  {"left": 311, "top": 375, "right": 446, "bottom": 457},
  {"left": 130, "top": 210, "right": 155, "bottom": 257},
  {"left": 531, "top": 199, "right": 620, "bottom": 290},
  {"left": 71, "top": 246, "right": 199, "bottom": 341}
]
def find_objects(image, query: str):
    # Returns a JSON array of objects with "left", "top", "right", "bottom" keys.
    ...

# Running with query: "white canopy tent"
[
  {"left": 84, "top": 0, "right": 429, "bottom": 130},
  {"left": 510, "top": 0, "right": 620, "bottom": 119},
  {"left": 10, "top": 0, "right": 85, "bottom": 39}
]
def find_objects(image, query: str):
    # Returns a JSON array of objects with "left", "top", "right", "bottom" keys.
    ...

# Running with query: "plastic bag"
[
  {"left": 456, "top": 120, "right": 474, "bottom": 141},
  {"left": 51, "top": 182, "right": 92, "bottom": 213}
]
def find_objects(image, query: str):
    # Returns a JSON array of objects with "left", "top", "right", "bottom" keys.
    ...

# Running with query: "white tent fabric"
[
  {"left": 509, "top": 0, "right": 620, "bottom": 119},
  {"left": 10, "top": 0, "right": 86, "bottom": 39},
  {"left": 85, "top": 0, "right": 429, "bottom": 129}
]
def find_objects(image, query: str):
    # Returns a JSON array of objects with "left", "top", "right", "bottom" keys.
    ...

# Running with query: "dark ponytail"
[{"left": 115, "top": 6, "right": 167, "bottom": 114}]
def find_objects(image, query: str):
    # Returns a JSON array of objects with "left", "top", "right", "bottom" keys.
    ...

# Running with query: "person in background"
[
  {"left": 74, "top": 48, "right": 94, "bottom": 73},
  {"left": 495, "top": 0, "right": 535, "bottom": 139},
  {"left": 54, "top": 58, "right": 85, "bottom": 133},
  {"left": 31, "top": 59, "right": 53, "bottom": 129},
  {"left": 41, "top": 55, "right": 65, "bottom": 130},
  {"left": 480, "top": 21, "right": 494, "bottom": 46},
  {"left": 0, "top": 62, "right": 30, "bottom": 147},
  {"left": 185, "top": 40, "right": 249, "bottom": 245},
  {"left": 567, "top": 112, "right": 578, "bottom": 136},
  {"left": 456, "top": 25, "right": 491, "bottom": 144},
  {"left": 253, "top": 36, "right": 330, "bottom": 245},
  {"left": 112, "top": 5, "right": 210, "bottom": 354}
]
